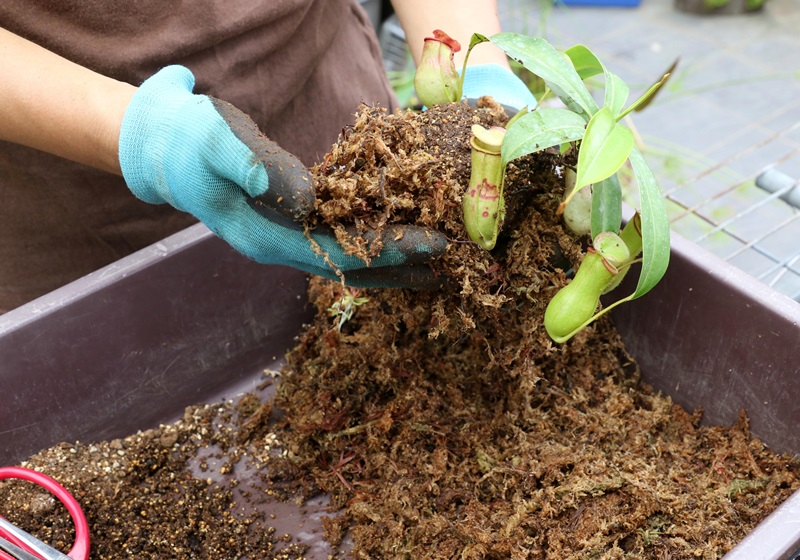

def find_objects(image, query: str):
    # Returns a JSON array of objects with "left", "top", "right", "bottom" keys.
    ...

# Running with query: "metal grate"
[{"left": 658, "top": 120, "right": 800, "bottom": 301}]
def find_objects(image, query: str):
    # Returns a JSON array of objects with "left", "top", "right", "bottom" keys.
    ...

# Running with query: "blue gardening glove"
[
  {"left": 461, "top": 63, "right": 536, "bottom": 111},
  {"left": 119, "top": 65, "right": 447, "bottom": 288}
]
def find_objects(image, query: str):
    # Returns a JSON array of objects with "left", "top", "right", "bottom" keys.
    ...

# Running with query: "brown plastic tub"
[{"left": 2, "top": 223, "right": 799, "bottom": 558}]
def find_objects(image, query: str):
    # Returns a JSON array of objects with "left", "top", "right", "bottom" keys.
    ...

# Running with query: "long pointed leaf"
[
  {"left": 618, "top": 62, "right": 676, "bottom": 120},
  {"left": 628, "top": 147, "right": 671, "bottom": 298},
  {"left": 635, "top": 58, "right": 678, "bottom": 112},
  {"left": 490, "top": 33, "right": 599, "bottom": 118},
  {"left": 501, "top": 108, "right": 587, "bottom": 166}
]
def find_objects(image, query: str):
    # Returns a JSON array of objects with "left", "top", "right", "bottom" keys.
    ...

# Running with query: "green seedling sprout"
[
  {"left": 463, "top": 124, "right": 507, "bottom": 249},
  {"left": 328, "top": 290, "right": 369, "bottom": 332}
]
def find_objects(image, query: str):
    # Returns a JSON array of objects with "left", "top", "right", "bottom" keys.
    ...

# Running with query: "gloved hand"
[
  {"left": 119, "top": 65, "right": 447, "bottom": 288},
  {"left": 461, "top": 63, "right": 536, "bottom": 111}
]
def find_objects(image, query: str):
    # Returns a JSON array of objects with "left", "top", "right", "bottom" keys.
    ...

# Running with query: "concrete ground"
[{"left": 497, "top": 0, "right": 800, "bottom": 299}]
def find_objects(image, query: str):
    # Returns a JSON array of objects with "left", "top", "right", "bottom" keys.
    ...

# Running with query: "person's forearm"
[
  {"left": 390, "top": 0, "right": 509, "bottom": 69},
  {"left": 0, "top": 27, "right": 136, "bottom": 175}
]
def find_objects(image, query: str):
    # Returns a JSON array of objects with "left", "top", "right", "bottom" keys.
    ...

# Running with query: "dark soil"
[
  {"left": 0, "top": 392, "right": 312, "bottom": 559},
  {"left": 2, "top": 100, "right": 798, "bottom": 560}
]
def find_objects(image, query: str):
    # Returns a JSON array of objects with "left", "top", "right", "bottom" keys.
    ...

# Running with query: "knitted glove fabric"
[
  {"left": 461, "top": 63, "right": 536, "bottom": 111},
  {"left": 119, "top": 65, "right": 447, "bottom": 288}
]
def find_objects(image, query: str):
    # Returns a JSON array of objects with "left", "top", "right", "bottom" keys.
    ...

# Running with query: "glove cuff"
[
  {"left": 119, "top": 65, "right": 197, "bottom": 205},
  {"left": 461, "top": 63, "right": 536, "bottom": 112}
]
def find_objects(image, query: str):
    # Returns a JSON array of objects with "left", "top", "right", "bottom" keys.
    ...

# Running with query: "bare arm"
[
  {"left": 389, "top": 0, "right": 509, "bottom": 69},
  {"left": 0, "top": 27, "right": 136, "bottom": 175}
]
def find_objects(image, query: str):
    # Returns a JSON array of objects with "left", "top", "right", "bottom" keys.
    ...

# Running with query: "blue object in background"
[{"left": 557, "top": 0, "right": 641, "bottom": 6}]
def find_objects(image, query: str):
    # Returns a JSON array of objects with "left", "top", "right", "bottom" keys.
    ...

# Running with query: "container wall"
[
  {"left": 610, "top": 232, "right": 800, "bottom": 560},
  {"left": 612, "top": 232, "right": 800, "bottom": 456},
  {"left": 0, "top": 224, "right": 312, "bottom": 465},
  {"left": 1, "top": 224, "right": 799, "bottom": 557}
]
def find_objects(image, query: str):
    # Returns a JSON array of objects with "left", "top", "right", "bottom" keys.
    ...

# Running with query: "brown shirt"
[{"left": 0, "top": 0, "right": 397, "bottom": 312}]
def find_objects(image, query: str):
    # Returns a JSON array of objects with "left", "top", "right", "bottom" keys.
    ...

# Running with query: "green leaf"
[
  {"left": 501, "top": 108, "right": 587, "bottom": 167},
  {"left": 627, "top": 147, "right": 671, "bottom": 298},
  {"left": 564, "top": 44, "right": 604, "bottom": 80},
  {"left": 618, "top": 62, "right": 676, "bottom": 120},
  {"left": 565, "top": 44, "right": 629, "bottom": 118},
  {"left": 574, "top": 107, "right": 634, "bottom": 195},
  {"left": 490, "top": 33, "right": 599, "bottom": 118},
  {"left": 468, "top": 33, "right": 491, "bottom": 51},
  {"left": 591, "top": 173, "right": 623, "bottom": 238}
]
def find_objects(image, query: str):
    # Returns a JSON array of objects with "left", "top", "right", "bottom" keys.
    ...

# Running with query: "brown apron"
[{"left": 0, "top": 0, "right": 397, "bottom": 313}]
